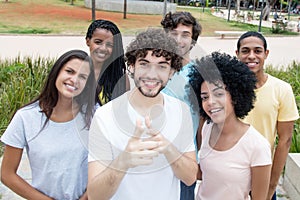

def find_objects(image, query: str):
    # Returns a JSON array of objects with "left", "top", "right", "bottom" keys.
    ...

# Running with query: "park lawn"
[{"left": 0, "top": 0, "right": 279, "bottom": 36}]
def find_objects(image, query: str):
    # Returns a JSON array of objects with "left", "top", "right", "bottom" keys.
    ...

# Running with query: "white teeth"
[
  {"left": 247, "top": 62, "right": 258, "bottom": 66},
  {"left": 144, "top": 81, "right": 156, "bottom": 86},
  {"left": 210, "top": 108, "right": 221, "bottom": 114},
  {"left": 65, "top": 84, "right": 76, "bottom": 91},
  {"left": 97, "top": 53, "right": 106, "bottom": 58}
]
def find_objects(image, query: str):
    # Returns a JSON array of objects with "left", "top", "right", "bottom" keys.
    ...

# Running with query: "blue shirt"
[{"left": 162, "top": 62, "right": 199, "bottom": 149}]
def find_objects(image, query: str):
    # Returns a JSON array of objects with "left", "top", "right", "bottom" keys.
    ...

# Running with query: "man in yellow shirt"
[{"left": 236, "top": 31, "right": 299, "bottom": 200}]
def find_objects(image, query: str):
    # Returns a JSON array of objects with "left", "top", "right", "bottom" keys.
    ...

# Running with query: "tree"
[
  {"left": 163, "top": 0, "right": 167, "bottom": 17},
  {"left": 92, "top": 0, "right": 95, "bottom": 21},
  {"left": 124, "top": 0, "right": 127, "bottom": 19},
  {"left": 261, "top": 0, "right": 277, "bottom": 20}
]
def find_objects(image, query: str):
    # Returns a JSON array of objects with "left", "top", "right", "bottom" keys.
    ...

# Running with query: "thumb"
[{"left": 132, "top": 119, "right": 144, "bottom": 139}]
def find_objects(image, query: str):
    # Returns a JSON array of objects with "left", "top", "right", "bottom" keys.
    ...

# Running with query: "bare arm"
[
  {"left": 87, "top": 158, "right": 127, "bottom": 200},
  {"left": 267, "top": 121, "right": 294, "bottom": 199},
  {"left": 164, "top": 146, "right": 198, "bottom": 186},
  {"left": 1, "top": 145, "right": 53, "bottom": 200},
  {"left": 145, "top": 117, "right": 197, "bottom": 186},
  {"left": 251, "top": 164, "right": 272, "bottom": 200}
]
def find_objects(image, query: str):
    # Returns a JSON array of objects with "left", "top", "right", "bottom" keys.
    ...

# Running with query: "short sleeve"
[
  {"left": 278, "top": 83, "right": 299, "bottom": 122},
  {"left": 1, "top": 110, "right": 26, "bottom": 149},
  {"left": 250, "top": 131, "right": 272, "bottom": 167},
  {"left": 88, "top": 112, "right": 114, "bottom": 163}
]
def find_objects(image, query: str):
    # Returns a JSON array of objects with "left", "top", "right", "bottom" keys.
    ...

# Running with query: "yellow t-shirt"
[{"left": 242, "top": 74, "right": 299, "bottom": 151}]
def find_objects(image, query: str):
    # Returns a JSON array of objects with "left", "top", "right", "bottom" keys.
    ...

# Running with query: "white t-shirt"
[
  {"left": 88, "top": 92, "right": 195, "bottom": 200},
  {"left": 197, "top": 121, "right": 272, "bottom": 200},
  {"left": 1, "top": 102, "right": 88, "bottom": 200}
]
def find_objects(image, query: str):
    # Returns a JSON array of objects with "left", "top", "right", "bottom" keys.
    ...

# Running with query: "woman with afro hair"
[{"left": 188, "top": 52, "right": 272, "bottom": 200}]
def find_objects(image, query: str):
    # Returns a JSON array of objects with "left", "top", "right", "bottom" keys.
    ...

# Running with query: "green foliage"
[
  {"left": 265, "top": 61, "right": 300, "bottom": 153},
  {"left": 8, "top": 28, "right": 52, "bottom": 34},
  {"left": 0, "top": 57, "right": 54, "bottom": 136},
  {"left": 0, "top": 58, "right": 299, "bottom": 155}
]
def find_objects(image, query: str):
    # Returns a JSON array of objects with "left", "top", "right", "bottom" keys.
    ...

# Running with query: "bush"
[
  {"left": 0, "top": 58, "right": 299, "bottom": 155},
  {"left": 0, "top": 57, "right": 54, "bottom": 155}
]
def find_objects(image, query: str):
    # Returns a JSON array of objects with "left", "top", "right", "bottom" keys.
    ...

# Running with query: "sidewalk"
[
  {"left": 0, "top": 35, "right": 299, "bottom": 69},
  {"left": 0, "top": 151, "right": 291, "bottom": 199}
]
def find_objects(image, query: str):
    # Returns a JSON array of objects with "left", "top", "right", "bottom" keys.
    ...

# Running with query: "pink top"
[{"left": 196, "top": 122, "right": 271, "bottom": 200}]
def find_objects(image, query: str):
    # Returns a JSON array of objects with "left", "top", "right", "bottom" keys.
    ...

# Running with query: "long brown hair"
[{"left": 18, "top": 50, "right": 96, "bottom": 130}]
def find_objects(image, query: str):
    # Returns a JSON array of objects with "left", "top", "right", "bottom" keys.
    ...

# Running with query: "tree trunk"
[
  {"left": 236, "top": 0, "right": 240, "bottom": 12},
  {"left": 92, "top": 0, "right": 96, "bottom": 21},
  {"left": 71, "top": 0, "right": 74, "bottom": 5},
  {"left": 262, "top": 1, "right": 270, "bottom": 20},
  {"left": 261, "top": 0, "right": 276, "bottom": 20},
  {"left": 163, "top": 0, "right": 167, "bottom": 17},
  {"left": 123, "top": 0, "right": 127, "bottom": 19}
]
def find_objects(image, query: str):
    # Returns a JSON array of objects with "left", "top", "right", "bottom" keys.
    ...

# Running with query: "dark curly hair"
[
  {"left": 125, "top": 28, "right": 182, "bottom": 74},
  {"left": 188, "top": 52, "right": 257, "bottom": 121},
  {"left": 161, "top": 11, "right": 202, "bottom": 46}
]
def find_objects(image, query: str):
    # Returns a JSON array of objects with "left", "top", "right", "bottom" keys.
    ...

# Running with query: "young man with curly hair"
[
  {"left": 161, "top": 11, "right": 202, "bottom": 200},
  {"left": 87, "top": 28, "right": 198, "bottom": 200}
]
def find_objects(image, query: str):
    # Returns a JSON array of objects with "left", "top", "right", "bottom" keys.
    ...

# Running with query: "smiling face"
[
  {"left": 132, "top": 51, "right": 174, "bottom": 98},
  {"left": 55, "top": 58, "right": 90, "bottom": 100},
  {"left": 86, "top": 28, "right": 114, "bottom": 66},
  {"left": 169, "top": 23, "right": 193, "bottom": 58},
  {"left": 200, "top": 81, "right": 235, "bottom": 124},
  {"left": 236, "top": 36, "right": 269, "bottom": 75}
]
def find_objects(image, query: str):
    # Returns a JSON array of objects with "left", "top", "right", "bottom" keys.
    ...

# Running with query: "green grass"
[{"left": 1, "top": 0, "right": 299, "bottom": 36}]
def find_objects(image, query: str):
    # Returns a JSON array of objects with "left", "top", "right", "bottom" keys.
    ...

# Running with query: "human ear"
[
  {"left": 86, "top": 38, "right": 90, "bottom": 47},
  {"left": 264, "top": 49, "right": 269, "bottom": 59},
  {"left": 127, "top": 64, "right": 135, "bottom": 78}
]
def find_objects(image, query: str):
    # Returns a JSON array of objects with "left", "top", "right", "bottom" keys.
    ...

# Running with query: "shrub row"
[{"left": 0, "top": 58, "right": 299, "bottom": 154}]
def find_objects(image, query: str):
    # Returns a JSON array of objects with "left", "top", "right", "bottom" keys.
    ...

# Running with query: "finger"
[
  {"left": 132, "top": 119, "right": 144, "bottom": 139},
  {"left": 132, "top": 150, "right": 159, "bottom": 158},
  {"left": 131, "top": 157, "right": 154, "bottom": 166},
  {"left": 139, "top": 141, "right": 159, "bottom": 150},
  {"left": 146, "top": 128, "right": 160, "bottom": 136},
  {"left": 145, "top": 116, "right": 152, "bottom": 129}
]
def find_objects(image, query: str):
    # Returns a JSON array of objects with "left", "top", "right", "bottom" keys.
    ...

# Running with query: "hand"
[
  {"left": 119, "top": 119, "right": 159, "bottom": 169},
  {"left": 143, "top": 116, "right": 171, "bottom": 154}
]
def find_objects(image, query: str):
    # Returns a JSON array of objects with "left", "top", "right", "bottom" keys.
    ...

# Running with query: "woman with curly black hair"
[{"left": 188, "top": 52, "right": 272, "bottom": 200}]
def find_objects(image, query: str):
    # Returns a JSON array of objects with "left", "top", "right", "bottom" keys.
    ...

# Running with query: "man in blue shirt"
[{"left": 161, "top": 11, "right": 202, "bottom": 200}]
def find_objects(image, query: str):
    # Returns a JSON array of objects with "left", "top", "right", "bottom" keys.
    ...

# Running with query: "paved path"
[{"left": 0, "top": 35, "right": 300, "bottom": 69}]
